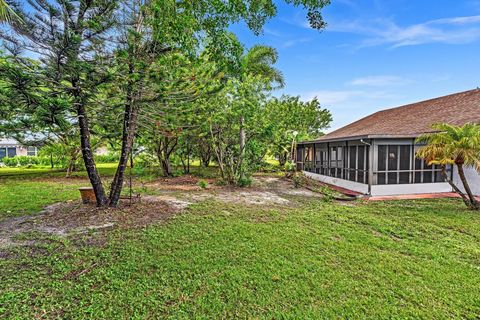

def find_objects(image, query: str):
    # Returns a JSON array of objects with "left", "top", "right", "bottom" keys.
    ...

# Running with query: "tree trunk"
[
  {"left": 156, "top": 136, "right": 176, "bottom": 177},
  {"left": 66, "top": 158, "right": 75, "bottom": 178},
  {"left": 201, "top": 156, "right": 210, "bottom": 167},
  {"left": 441, "top": 165, "right": 471, "bottom": 208},
  {"left": 161, "top": 158, "right": 173, "bottom": 177},
  {"left": 457, "top": 163, "right": 480, "bottom": 210},
  {"left": 108, "top": 103, "right": 138, "bottom": 207},
  {"left": 199, "top": 139, "right": 211, "bottom": 167},
  {"left": 239, "top": 116, "right": 246, "bottom": 180},
  {"left": 278, "top": 152, "right": 287, "bottom": 167},
  {"left": 76, "top": 101, "right": 107, "bottom": 206}
]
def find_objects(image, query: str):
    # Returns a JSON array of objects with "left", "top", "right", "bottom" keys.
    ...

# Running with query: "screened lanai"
[{"left": 296, "top": 139, "right": 448, "bottom": 194}]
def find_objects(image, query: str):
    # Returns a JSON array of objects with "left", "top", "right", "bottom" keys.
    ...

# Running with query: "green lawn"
[
  {"left": 1, "top": 167, "right": 479, "bottom": 319},
  {"left": 0, "top": 164, "right": 220, "bottom": 219},
  {"left": 0, "top": 164, "right": 118, "bottom": 219}
]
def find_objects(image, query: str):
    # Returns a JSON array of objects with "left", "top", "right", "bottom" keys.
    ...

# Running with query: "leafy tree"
[
  {"left": 0, "top": 53, "right": 86, "bottom": 176},
  {"left": 5, "top": 0, "right": 330, "bottom": 206},
  {"left": 107, "top": 0, "right": 330, "bottom": 205},
  {"left": 416, "top": 123, "right": 480, "bottom": 210},
  {"left": 236, "top": 45, "right": 284, "bottom": 179},
  {"left": 266, "top": 95, "right": 332, "bottom": 166},
  {"left": 5, "top": 0, "right": 119, "bottom": 205},
  {"left": 207, "top": 75, "right": 271, "bottom": 184}
]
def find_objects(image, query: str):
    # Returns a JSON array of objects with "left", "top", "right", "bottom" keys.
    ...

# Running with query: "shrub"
[
  {"left": 95, "top": 153, "right": 119, "bottom": 163},
  {"left": 2, "top": 157, "right": 19, "bottom": 167},
  {"left": 135, "top": 153, "right": 158, "bottom": 169},
  {"left": 214, "top": 179, "right": 227, "bottom": 186},
  {"left": 198, "top": 180, "right": 208, "bottom": 189},
  {"left": 292, "top": 174, "right": 302, "bottom": 188},
  {"left": 284, "top": 161, "right": 296, "bottom": 172},
  {"left": 1, "top": 156, "right": 42, "bottom": 167},
  {"left": 237, "top": 176, "right": 252, "bottom": 187}
]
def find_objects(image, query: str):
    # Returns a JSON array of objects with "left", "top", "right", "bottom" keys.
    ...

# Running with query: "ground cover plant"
[{"left": 1, "top": 167, "right": 479, "bottom": 319}]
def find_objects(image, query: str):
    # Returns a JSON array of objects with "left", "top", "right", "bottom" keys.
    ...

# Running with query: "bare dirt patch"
[
  {"left": 0, "top": 174, "right": 319, "bottom": 251},
  {"left": 0, "top": 198, "right": 177, "bottom": 250},
  {"left": 144, "top": 175, "right": 218, "bottom": 191}
]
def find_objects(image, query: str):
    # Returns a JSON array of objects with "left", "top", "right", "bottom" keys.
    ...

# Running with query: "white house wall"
[
  {"left": 303, "top": 171, "right": 369, "bottom": 194},
  {"left": 371, "top": 183, "right": 452, "bottom": 196},
  {"left": 452, "top": 166, "right": 480, "bottom": 196},
  {"left": 303, "top": 171, "right": 454, "bottom": 196}
]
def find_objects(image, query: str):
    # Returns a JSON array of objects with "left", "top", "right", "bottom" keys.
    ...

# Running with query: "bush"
[
  {"left": 95, "top": 153, "right": 119, "bottom": 163},
  {"left": 198, "top": 180, "right": 208, "bottom": 189},
  {"left": 135, "top": 153, "right": 158, "bottom": 169},
  {"left": 284, "top": 161, "right": 296, "bottom": 172},
  {"left": 237, "top": 176, "right": 252, "bottom": 187},
  {"left": 1, "top": 156, "right": 41, "bottom": 167},
  {"left": 258, "top": 161, "right": 281, "bottom": 173},
  {"left": 2, "top": 157, "right": 19, "bottom": 167}
]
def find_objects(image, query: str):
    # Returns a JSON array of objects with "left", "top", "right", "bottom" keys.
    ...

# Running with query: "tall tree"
[
  {"left": 236, "top": 45, "right": 284, "bottom": 179},
  {"left": 5, "top": 0, "right": 119, "bottom": 205},
  {"left": 416, "top": 123, "right": 480, "bottom": 210},
  {"left": 266, "top": 95, "right": 332, "bottom": 166},
  {"left": 107, "top": 0, "right": 330, "bottom": 206}
]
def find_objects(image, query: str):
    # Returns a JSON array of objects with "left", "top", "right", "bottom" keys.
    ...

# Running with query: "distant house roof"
[
  {"left": 0, "top": 138, "right": 21, "bottom": 146},
  {"left": 309, "top": 89, "right": 480, "bottom": 143}
]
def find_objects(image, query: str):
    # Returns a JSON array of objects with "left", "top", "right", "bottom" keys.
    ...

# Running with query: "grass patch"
[{"left": 1, "top": 198, "right": 479, "bottom": 318}]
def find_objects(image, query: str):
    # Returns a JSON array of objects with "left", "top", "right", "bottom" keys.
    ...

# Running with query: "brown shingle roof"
[{"left": 314, "top": 89, "right": 480, "bottom": 142}]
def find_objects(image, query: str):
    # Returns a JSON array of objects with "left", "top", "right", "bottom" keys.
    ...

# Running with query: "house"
[
  {"left": 296, "top": 89, "right": 480, "bottom": 196},
  {"left": 0, "top": 138, "right": 38, "bottom": 160}
]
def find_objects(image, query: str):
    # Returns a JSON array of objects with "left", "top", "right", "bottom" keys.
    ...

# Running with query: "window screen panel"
[
  {"left": 388, "top": 172, "right": 398, "bottom": 184},
  {"left": 358, "top": 146, "right": 365, "bottom": 170},
  {"left": 388, "top": 146, "right": 398, "bottom": 171},
  {"left": 0, "top": 148, "right": 6, "bottom": 159},
  {"left": 435, "top": 171, "right": 444, "bottom": 182},
  {"left": 378, "top": 146, "right": 387, "bottom": 171},
  {"left": 377, "top": 173, "right": 386, "bottom": 185},
  {"left": 423, "top": 171, "right": 432, "bottom": 183},
  {"left": 399, "top": 145, "right": 411, "bottom": 170},
  {"left": 399, "top": 172, "right": 410, "bottom": 184},
  {"left": 349, "top": 146, "right": 357, "bottom": 170}
]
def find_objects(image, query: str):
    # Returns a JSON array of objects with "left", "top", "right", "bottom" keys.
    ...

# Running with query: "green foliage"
[
  {"left": 198, "top": 180, "right": 208, "bottom": 189},
  {"left": 1, "top": 156, "right": 41, "bottom": 167},
  {"left": 416, "top": 123, "right": 480, "bottom": 210},
  {"left": 266, "top": 95, "right": 332, "bottom": 165},
  {"left": 237, "top": 176, "right": 252, "bottom": 187},
  {"left": 1, "top": 186, "right": 479, "bottom": 318},
  {"left": 94, "top": 154, "right": 120, "bottom": 164},
  {"left": 285, "top": 160, "right": 296, "bottom": 172}
]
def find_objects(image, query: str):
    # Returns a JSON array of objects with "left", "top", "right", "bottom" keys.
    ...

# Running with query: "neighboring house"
[
  {"left": 0, "top": 138, "right": 38, "bottom": 160},
  {"left": 297, "top": 89, "right": 480, "bottom": 196}
]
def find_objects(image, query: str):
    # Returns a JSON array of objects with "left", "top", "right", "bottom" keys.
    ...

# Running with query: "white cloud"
[
  {"left": 281, "top": 37, "right": 311, "bottom": 48},
  {"left": 349, "top": 75, "right": 412, "bottom": 87},
  {"left": 325, "top": 15, "right": 480, "bottom": 48}
]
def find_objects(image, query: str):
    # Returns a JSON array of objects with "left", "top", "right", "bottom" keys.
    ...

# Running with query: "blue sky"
[{"left": 233, "top": 0, "right": 480, "bottom": 131}]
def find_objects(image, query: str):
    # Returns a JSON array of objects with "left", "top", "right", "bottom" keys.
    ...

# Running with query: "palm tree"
[
  {"left": 416, "top": 123, "right": 480, "bottom": 210},
  {"left": 0, "top": 0, "right": 19, "bottom": 23},
  {"left": 237, "top": 45, "right": 284, "bottom": 179}
]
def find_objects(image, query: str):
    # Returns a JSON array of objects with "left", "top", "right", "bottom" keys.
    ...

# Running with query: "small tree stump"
[{"left": 79, "top": 187, "right": 96, "bottom": 204}]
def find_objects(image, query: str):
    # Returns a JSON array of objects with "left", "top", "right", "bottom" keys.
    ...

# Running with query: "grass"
[
  {"left": 1, "top": 166, "right": 479, "bottom": 318},
  {"left": 0, "top": 163, "right": 220, "bottom": 219},
  {"left": 1, "top": 196, "right": 480, "bottom": 318},
  {"left": 0, "top": 164, "right": 119, "bottom": 219}
]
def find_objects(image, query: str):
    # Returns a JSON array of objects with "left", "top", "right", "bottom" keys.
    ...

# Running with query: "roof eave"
[{"left": 299, "top": 133, "right": 424, "bottom": 144}]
